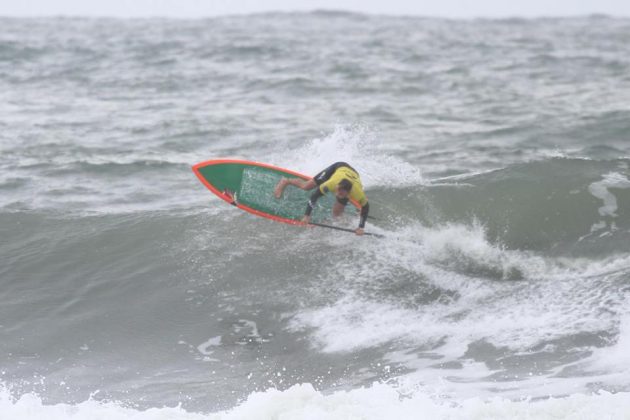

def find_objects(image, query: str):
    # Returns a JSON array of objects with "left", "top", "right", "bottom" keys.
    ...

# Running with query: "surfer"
[{"left": 274, "top": 162, "right": 369, "bottom": 235}]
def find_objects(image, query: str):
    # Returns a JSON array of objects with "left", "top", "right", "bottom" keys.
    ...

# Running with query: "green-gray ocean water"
[{"left": 1, "top": 12, "right": 630, "bottom": 418}]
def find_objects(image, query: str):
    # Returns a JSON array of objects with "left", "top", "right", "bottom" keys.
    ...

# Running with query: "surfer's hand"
[
  {"left": 355, "top": 228, "right": 364, "bottom": 236},
  {"left": 302, "top": 215, "right": 311, "bottom": 224}
]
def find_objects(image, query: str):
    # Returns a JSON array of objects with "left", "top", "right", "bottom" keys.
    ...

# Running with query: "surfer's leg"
[
  {"left": 274, "top": 178, "right": 316, "bottom": 198},
  {"left": 301, "top": 179, "right": 317, "bottom": 190}
]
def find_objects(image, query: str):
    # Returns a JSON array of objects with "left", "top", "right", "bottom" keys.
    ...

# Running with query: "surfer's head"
[{"left": 336, "top": 179, "right": 353, "bottom": 199}]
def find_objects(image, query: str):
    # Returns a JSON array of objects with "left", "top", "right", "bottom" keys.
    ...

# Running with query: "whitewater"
[{"left": 1, "top": 12, "right": 630, "bottom": 419}]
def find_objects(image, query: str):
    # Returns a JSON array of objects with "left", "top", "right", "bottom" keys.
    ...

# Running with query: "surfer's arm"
[
  {"left": 304, "top": 188, "right": 325, "bottom": 216},
  {"left": 359, "top": 202, "right": 369, "bottom": 228}
]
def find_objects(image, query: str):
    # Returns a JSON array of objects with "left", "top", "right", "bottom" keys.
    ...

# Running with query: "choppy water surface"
[{"left": 1, "top": 12, "right": 630, "bottom": 419}]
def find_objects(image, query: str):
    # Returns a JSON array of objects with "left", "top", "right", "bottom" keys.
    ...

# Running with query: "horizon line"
[{"left": 0, "top": 8, "right": 627, "bottom": 20}]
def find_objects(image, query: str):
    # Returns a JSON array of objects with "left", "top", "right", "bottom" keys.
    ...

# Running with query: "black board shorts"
[
  {"left": 313, "top": 162, "right": 357, "bottom": 185},
  {"left": 312, "top": 162, "right": 357, "bottom": 205}
]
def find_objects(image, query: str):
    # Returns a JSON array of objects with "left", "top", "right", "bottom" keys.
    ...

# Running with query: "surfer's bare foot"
[{"left": 274, "top": 178, "right": 287, "bottom": 198}]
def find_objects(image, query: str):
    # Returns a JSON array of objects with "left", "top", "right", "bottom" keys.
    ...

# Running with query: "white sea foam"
[
  {"left": 197, "top": 336, "right": 221, "bottom": 361},
  {"left": 587, "top": 172, "right": 630, "bottom": 235},
  {"left": 588, "top": 172, "right": 630, "bottom": 218},
  {"left": 289, "top": 221, "right": 630, "bottom": 398},
  {"left": 2, "top": 382, "right": 630, "bottom": 420},
  {"left": 273, "top": 125, "right": 425, "bottom": 188},
  {"left": 580, "top": 310, "right": 630, "bottom": 388}
]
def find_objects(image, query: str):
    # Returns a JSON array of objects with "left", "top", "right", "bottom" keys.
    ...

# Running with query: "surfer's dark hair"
[{"left": 338, "top": 179, "right": 353, "bottom": 192}]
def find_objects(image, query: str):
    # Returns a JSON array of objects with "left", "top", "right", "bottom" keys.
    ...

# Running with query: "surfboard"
[{"left": 192, "top": 159, "right": 359, "bottom": 226}]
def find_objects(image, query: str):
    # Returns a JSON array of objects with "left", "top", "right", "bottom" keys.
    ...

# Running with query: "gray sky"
[{"left": 2, "top": 0, "right": 630, "bottom": 18}]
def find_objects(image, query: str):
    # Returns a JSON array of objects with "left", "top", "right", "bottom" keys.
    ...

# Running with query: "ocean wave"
[{"left": 399, "top": 157, "right": 630, "bottom": 253}]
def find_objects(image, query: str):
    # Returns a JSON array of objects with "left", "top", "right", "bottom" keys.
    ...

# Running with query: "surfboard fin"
[{"left": 223, "top": 189, "right": 237, "bottom": 206}]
